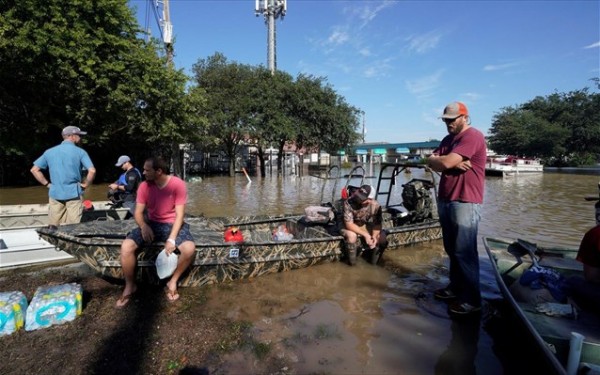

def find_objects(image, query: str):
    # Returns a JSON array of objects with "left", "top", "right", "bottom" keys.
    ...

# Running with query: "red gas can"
[{"left": 224, "top": 227, "right": 244, "bottom": 243}]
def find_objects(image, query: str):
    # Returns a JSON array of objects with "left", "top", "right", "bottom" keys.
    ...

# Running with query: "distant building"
[{"left": 346, "top": 141, "right": 440, "bottom": 163}]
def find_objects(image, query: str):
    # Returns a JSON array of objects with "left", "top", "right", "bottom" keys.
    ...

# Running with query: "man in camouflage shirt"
[{"left": 341, "top": 184, "right": 388, "bottom": 265}]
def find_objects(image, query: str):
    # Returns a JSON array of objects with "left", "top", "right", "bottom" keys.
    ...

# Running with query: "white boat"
[
  {"left": 485, "top": 156, "right": 544, "bottom": 177},
  {"left": 0, "top": 228, "right": 74, "bottom": 267},
  {"left": 0, "top": 201, "right": 128, "bottom": 269}
]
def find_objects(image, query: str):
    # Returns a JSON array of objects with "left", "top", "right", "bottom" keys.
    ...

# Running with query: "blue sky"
[{"left": 129, "top": 0, "right": 599, "bottom": 143}]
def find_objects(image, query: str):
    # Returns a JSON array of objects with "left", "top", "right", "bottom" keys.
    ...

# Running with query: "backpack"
[
  {"left": 304, "top": 205, "right": 335, "bottom": 224},
  {"left": 401, "top": 179, "right": 434, "bottom": 222}
]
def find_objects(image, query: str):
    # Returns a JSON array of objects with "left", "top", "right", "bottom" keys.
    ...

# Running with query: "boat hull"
[
  {"left": 37, "top": 214, "right": 443, "bottom": 286},
  {"left": 0, "top": 201, "right": 129, "bottom": 230},
  {"left": 384, "top": 219, "right": 442, "bottom": 248},
  {"left": 485, "top": 158, "right": 544, "bottom": 177},
  {"left": 38, "top": 216, "right": 343, "bottom": 286},
  {"left": 0, "top": 201, "right": 129, "bottom": 268},
  {"left": 485, "top": 166, "right": 544, "bottom": 177},
  {"left": 484, "top": 237, "right": 600, "bottom": 375},
  {"left": 0, "top": 228, "right": 75, "bottom": 268}
]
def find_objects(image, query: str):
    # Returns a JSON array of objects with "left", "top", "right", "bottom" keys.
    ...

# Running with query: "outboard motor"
[
  {"left": 107, "top": 188, "right": 125, "bottom": 208},
  {"left": 401, "top": 179, "right": 435, "bottom": 223}
]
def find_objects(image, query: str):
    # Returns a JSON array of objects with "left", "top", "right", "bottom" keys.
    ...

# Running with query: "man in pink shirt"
[{"left": 116, "top": 157, "right": 195, "bottom": 308}]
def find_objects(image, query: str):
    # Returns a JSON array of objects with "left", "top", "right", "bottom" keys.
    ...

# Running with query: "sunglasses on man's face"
[{"left": 442, "top": 116, "right": 462, "bottom": 124}]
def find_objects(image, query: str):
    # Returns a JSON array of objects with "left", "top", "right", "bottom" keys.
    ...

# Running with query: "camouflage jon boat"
[
  {"left": 36, "top": 163, "right": 443, "bottom": 285},
  {"left": 382, "top": 219, "right": 441, "bottom": 248},
  {"left": 37, "top": 210, "right": 442, "bottom": 287},
  {"left": 37, "top": 215, "right": 344, "bottom": 287}
]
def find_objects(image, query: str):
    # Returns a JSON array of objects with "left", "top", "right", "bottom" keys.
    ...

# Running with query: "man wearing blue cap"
[
  {"left": 108, "top": 155, "right": 142, "bottom": 217},
  {"left": 30, "top": 126, "right": 96, "bottom": 227}
]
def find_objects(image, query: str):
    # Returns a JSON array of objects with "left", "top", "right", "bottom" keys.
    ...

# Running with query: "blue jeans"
[
  {"left": 438, "top": 200, "right": 482, "bottom": 307},
  {"left": 122, "top": 200, "right": 135, "bottom": 219}
]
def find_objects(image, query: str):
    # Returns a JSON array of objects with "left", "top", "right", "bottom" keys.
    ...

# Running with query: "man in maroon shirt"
[
  {"left": 563, "top": 202, "right": 600, "bottom": 314},
  {"left": 427, "top": 102, "right": 487, "bottom": 317}
]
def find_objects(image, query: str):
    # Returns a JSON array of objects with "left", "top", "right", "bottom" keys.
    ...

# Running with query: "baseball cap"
[
  {"left": 115, "top": 155, "right": 131, "bottom": 167},
  {"left": 62, "top": 126, "right": 87, "bottom": 136},
  {"left": 354, "top": 184, "right": 376, "bottom": 203},
  {"left": 440, "top": 102, "right": 469, "bottom": 119}
]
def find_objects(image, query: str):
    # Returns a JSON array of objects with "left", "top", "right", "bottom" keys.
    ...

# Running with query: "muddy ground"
[
  {"left": 0, "top": 252, "right": 546, "bottom": 375},
  {"left": 0, "top": 261, "right": 290, "bottom": 375}
]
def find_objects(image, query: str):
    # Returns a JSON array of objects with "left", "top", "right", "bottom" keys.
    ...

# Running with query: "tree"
[
  {"left": 191, "top": 54, "right": 362, "bottom": 177},
  {"left": 246, "top": 68, "right": 296, "bottom": 177},
  {"left": 192, "top": 53, "right": 257, "bottom": 176},
  {"left": 289, "top": 74, "right": 360, "bottom": 162},
  {"left": 487, "top": 88, "right": 599, "bottom": 166},
  {"left": 0, "top": 0, "right": 203, "bottom": 184}
]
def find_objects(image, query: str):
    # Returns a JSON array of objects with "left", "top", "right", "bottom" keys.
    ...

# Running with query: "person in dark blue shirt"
[{"left": 108, "top": 155, "right": 142, "bottom": 218}]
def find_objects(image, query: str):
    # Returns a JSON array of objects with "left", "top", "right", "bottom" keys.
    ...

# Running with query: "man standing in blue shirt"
[{"left": 30, "top": 126, "right": 96, "bottom": 227}]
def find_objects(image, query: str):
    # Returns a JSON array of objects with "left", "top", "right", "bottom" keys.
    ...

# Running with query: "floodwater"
[{"left": 1, "top": 168, "right": 598, "bottom": 374}]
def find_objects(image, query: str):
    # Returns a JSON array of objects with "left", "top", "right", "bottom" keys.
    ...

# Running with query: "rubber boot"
[
  {"left": 371, "top": 242, "right": 388, "bottom": 265},
  {"left": 346, "top": 242, "right": 357, "bottom": 266},
  {"left": 370, "top": 246, "right": 381, "bottom": 265}
]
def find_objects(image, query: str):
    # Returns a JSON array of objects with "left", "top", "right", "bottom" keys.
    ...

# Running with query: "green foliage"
[
  {"left": 213, "top": 320, "right": 253, "bottom": 353},
  {"left": 1, "top": 1, "right": 365, "bottom": 184},
  {"left": 166, "top": 359, "right": 181, "bottom": 372},
  {"left": 191, "top": 53, "right": 361, "bottom": 176},
  {"left": 0, "top": 0, "right": 207, "bottom": 184},
  {"left": 488, "top": 88, "right": 600, "bottom": 166},
  {"left": 313, "top": 323, "right": 341, "bottom": 340},
  {"left": 291, "top": 74, "right": 361, "bottom": 154},
  {"left": 252, "top": 342, "right": 271, "bottom": 360},
  {"left": 192, "top": 53, "right": 258, "bottom": 175}
]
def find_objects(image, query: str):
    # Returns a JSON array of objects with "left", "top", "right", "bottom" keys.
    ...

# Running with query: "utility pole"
[
  {"left": 255, "top": 0, "right": 286, "bottom": 74},
  {"left": 362, "top": 111, "right": 366, "bottom": 144},
  {"left": 154, "top": 0, "right": 181, "bottom": 176},
  {"left": 161, "top": 0, "right": 173, "bottom": 64}
]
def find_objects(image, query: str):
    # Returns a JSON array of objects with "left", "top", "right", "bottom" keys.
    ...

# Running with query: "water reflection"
[
  {"left": 435, "top": 317, "right": 481, "bottom": 375},
  {"left": 2, "top": 169, "right": 599, "bottom": 374},
  {"left": 202, "top": 260, "right": 392, "bottom": 374},
  {"left": 480, "top": 173, "right": 597, "bottom": 247}
]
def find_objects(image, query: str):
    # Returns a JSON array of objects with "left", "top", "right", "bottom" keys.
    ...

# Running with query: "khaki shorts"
[{"left": 49, "top": 197, "right": 83, "bottom": 226}]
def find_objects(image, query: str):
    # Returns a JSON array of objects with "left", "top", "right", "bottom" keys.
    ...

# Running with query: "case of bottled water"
[
  {"left": 25, "top": 283, "right": 82, "bottom": 331},
  {"left": 0, "top": 291, "right": 28, "bottom": 336}
]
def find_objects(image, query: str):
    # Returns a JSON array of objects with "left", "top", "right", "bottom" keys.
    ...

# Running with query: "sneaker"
[
  {"left": 433, "top": 288, "right": 456, "bottom": 301},
  {"left": 448, "top": 301, "right": 481, "bottom": 316}
]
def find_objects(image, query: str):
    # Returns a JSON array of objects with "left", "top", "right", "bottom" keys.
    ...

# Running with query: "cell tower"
[
  {"left": 144, "top": 1, "right": 174, "bottom": 62},
  {"left": 156, "top": 0, "right": 173, "bottom": 63},
  {"left": 255, "top": 0, "right": 287, "bottom": 74}
]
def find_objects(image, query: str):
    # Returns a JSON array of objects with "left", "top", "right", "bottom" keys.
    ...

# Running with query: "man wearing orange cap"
[{"left": 427, "top": 102, "right": 487, "bottom": 317}]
